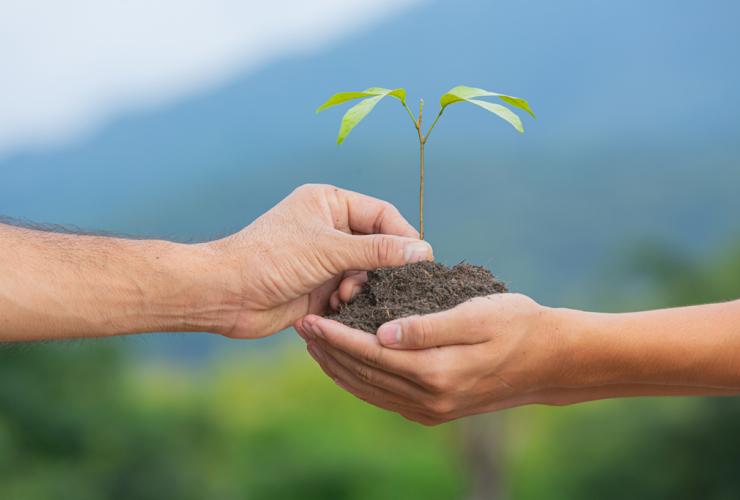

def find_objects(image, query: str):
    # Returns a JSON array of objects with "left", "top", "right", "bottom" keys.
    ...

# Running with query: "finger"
[
  {"left": 330, "top": 272, "right": 366, "bottom": 310},
  {"left": 293, "top": 320, "right": 308, "bottom": 341},
  {"left": 306, "top": 342, "right": 421, "bottom": 413},
  {"left": 337, "top": 188, "right": 419, "bottom": 238},
  {"left": 316, "top": 271, "right": 367, "bottom": 314},
  {"left": 329, "top": 231, "right": 433, "bottom": 272},
  {"left": 333, "top": 375, "right": 436, "bottom": 425},
  {"left": 314, "top": 339, "right": 431, "bottom": 402},
  {"left": 337, "top": 272, "right": 367, "bottom": 303},
  {"left": 306, "top": 274, "right": 342, "bottom": 315},
  {"left": 332, "top": 371, "right": 457, "bottom": 426},
  {"left": 376, "top": 297, "right": 493, "bottom": 349},
  {"left": 335, "top": 375, "right": 443, "bottom": 426},
  {"left": 302, "top": 315, "right": 422, "bottom": 379},
  {"left": 329, "top": 291, "right": 341, "bottom": 311}
]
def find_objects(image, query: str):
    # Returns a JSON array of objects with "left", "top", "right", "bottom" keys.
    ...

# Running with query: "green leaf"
[
  {"left": 316, "top": 92, "right": 377, "bottom": 113},
  {"left": 364, "top": 87, "right": 407, "bottom": 103},
  {"left": 439, "top": 85, "right": 491, "bottom": 107},
  {"left": 467, "top": 99, "right": 523, "bottom": 133},
  {"left": 316, "top": 87, "right": 406, "bottom": 113},
  {"left": 337, "top": 95, "right": 384, "bottom": 144},
  {"left": 497, "top": 95, "right": 536, "bottom": 119},
  {"left": 439, "top": 85, "right": 535, "bottom": 132},
  {"left": 317, "top": 87, "right": 406, "bottom": 143}
]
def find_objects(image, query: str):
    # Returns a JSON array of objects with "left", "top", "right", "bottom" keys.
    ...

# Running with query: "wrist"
[
  {"left": 117, "top": 240, "right": 242, "bottom": 336},
  {"left": 544, "top": 307, "right": 626, "bottom": 389},
  {"left": 169, "top": 241, "right": 244, "bottom": 335}
]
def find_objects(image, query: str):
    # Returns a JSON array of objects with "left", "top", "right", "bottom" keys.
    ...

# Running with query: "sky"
[
  {"left": 0, "top": 0, "right": 423, "bottom": 158},
  {"left": 1, "top": 0, "right": 738, "bottom": 357}
]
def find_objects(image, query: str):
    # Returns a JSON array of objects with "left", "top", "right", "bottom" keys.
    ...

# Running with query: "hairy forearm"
[
  {"left": 0, "top": 223, "right": 239, "bottom": 341},
  {"left": 551, "top": 300, "right": 740, "bottom": 393}
]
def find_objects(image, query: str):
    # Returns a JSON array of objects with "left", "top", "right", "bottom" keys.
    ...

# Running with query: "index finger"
[
  {"left": 302, "top": 315, "right": 423, "bottom": 379},
  {"left": 338, "top": 188, "right": 419, "bottom": 238}
]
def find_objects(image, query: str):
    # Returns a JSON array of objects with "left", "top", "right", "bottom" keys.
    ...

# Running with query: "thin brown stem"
[
  {"left": 402, "top": 101, "right": 419, "bottom": 128},
  {"left": 417, "top": 99, "right": 425, "bottom": 240},
  {"left": 423, "top": 108, "right": 444, "bottom": 142},
  {"left": 419, "top": 140, "right": 425, "bottom": 240}
]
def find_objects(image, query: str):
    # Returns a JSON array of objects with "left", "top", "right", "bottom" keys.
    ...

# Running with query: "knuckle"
[
  {"left": 360, "top": 346, "right": 382, "bottom": 367},
  {"left": 356, "top": 365, "right": 373, "bottom": 383},
  {"left": 294, "top": 183, "right": 332, "bottom": 195},
  {"left": 291, "top": 183, "right": 312, "bottom": 196},
  {"left": 419, "top": 409, "right": 449, "bottom": 425},
  {"left": 420, "top": 369, "right": 443, "bottom": 391},
  {"left": 422, "top": 395, "right": 455, "bottom": 416},
  {"left": 431, "top": 398, "right": 455, "bottom": 416},
  {"left": 412, "top": 316, "right": 435, "bottom": 347},
  {"left": 429, "top": 374, "right": 454, "bottom": 394},
  {"left": 376, "top": 199, "right": 394, "bottom": 215},
  {"left": 364, "top": 386, "right": 381, "bottom": 401},
  {"left": 292, "top": 183, "right": 337, "bottom": 203},
  {"left": 369, "top": 235, "right": 398, "bottom": 265},
  {"left": 420, "top": 358, "right": 455, "bottom": 393}
]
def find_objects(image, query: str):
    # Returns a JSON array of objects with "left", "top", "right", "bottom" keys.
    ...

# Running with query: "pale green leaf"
[
  {"left": 468, "top": 99, "right": 523, "bottom": 133},
  {"left": 318, "top": 87, "right": 407, "bottom": 143},
  {"left": 439, "top": 85, "right": 493, "bottom": 107},
  {"left": 362, "top": 87, "right": 406, "bottom": 103},
  {"left": 362, "top": 87, "right": 390, "bottom": 96},
  {"left": 316, "top": 91, "right": 375, "bottom": 113},
  {"left": 317, "top": 87, "right": 406, "bottom": 113},
  {"left": 497, "top": 95, "right": 536, "bottom": 118},
  {"left": 439, "top": 85, "right": 536, "bottom": 125},
  {"left": 337, "top": 95, "right": 384, "bottom": 144}
]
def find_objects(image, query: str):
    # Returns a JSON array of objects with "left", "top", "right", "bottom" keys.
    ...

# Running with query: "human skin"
[
  {"left": 0, "top": 184, "right": 432, "bottom": 342},
  {"left": 296, "top": 293, "right": 740, "bottom": 426}
]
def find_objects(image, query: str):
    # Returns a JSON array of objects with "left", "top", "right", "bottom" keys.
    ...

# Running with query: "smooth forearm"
[
  {"left": 0, "top": 224, "right": 240, "bottom": 341},
  {"left": 552, "top": 300, "right": 740, "bottom": 392}
]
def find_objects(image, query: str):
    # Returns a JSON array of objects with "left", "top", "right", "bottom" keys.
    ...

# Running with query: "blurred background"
[{"left": 1, "top": 0, "right": 739, "bottom": 498}]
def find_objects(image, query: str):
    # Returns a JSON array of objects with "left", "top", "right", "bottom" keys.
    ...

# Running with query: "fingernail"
[
  {"left": 312, "top": 322, "right": 326, "bottom": 340},
  {"left": 350, "top": 285, "right": 363, "bottom": 300},
  {"left": 330, "top": 293, "right": 340, "bottom": 311},
  {"left": 377, "top": 322, "right": 402, "bottom": 345},
  {"left": 403, "top": 241, "right": 433, "bottom": 264},
  {"left": 307, "top": 343, "right": 325, "bottom": 363},
  {"left": 301, "top": 319, "right": 315, "bottom": 339}
]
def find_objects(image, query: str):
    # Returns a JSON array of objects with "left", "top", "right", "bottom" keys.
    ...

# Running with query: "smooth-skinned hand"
[
  {"left": 296, "top": 292, "right": 740, "bottom": 425},
  {"left": 295, "top": 293, "right": 557, "bottom": 425}
]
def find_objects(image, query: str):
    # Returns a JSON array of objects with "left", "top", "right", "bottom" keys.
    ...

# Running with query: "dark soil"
[{"left": 328, "top": 261, "right": 507, "bottom": 333}]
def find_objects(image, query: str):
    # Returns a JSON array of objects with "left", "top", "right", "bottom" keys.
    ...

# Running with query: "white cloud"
[{"left": 0, "top": 0, "right": 422, "bottom": 158}]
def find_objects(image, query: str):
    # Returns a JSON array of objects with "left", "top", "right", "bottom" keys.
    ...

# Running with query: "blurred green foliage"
[
  {"left": 0, "top": 345, "right": 465, "bottom": 499},
  {"left": 1, "top": 242, "right": 738, "bottom": 499}
]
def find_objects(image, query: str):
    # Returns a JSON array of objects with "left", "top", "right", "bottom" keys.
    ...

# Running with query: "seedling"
[{"left": 317, "top": 86, "right": 535, "bottom": 239}]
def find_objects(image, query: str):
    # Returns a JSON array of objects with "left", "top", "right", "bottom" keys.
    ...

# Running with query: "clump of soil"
[{"left": 328, "top": 261, "right": 507, "bottom": 333}]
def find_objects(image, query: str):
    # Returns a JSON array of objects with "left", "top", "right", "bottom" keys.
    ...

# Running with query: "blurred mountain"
[{"left": 1, "top": 0, "right": 739, "bottom": 356}]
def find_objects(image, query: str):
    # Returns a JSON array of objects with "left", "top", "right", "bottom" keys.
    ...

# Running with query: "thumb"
[
  {"left": 376, "top": 299, "right": 490, "bottom": 349},
  {"left": 332, "top": 233, "right": 433, "bottom": 271}
]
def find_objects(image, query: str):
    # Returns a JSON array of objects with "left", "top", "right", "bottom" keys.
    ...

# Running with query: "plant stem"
[
  {"left": 424, "top": 108, "right": 444, "bottom": 142},
  {"left": 417, "top": 99, "right": 425, "bottom": 240},
  {"left": 402, "top": 101, "right": 419, "bottom": 128}
]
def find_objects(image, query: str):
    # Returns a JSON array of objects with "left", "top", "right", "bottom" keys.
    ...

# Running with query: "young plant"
[{"left": 317, "top": 86, "right": 535, "bottom": 239}]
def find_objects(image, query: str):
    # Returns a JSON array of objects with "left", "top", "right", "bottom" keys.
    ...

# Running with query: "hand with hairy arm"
[
  {"left": 296, "top": 293, "right": 740, "bottom": 426},
  {"left": 0, "top": 184, "right": 432, "bottom": 342}
]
